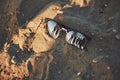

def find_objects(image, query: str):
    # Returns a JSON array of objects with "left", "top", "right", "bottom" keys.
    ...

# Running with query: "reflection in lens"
[
  {"left": 47, "top": 20, "right": 60, "bottom": 39},
  {"left": 65, "top": 31, "right": 74, "bottom": 44}
]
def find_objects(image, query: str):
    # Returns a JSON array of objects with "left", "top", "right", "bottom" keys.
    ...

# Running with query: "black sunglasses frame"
[{"left": 45, "top": 18, "right": 91, "bottom": 50}]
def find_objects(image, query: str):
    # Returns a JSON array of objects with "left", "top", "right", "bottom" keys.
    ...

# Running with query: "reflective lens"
[
  {"left": 47, "top": 20, "right": 61, "bottom": 39},
  {"left": 76, "top": 32, "right": 85, "bottom": 40},
  {"left": 65, "top": 31, "right": 74, "bottom": 44},
  {"left": 65, "top": 31, "right": 86, "bottom": 49}
]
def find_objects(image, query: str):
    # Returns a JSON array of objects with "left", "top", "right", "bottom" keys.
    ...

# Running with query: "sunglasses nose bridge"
[{"left": 61, "top": 27, "right": 67, "bottom": 33}]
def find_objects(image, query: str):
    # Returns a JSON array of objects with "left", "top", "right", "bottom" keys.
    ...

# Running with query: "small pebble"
[
  {"left": 17, "top": 50, "right": 19, "bottom": 52},
  {"left": 77, "top": 72, "right": 81, "bottom": 76},
  {"left": 115, "top": 34, "right": 120, "bottom": 40},
  {"left": 58, "top": 71, "right": 61, "bottom": 74},
  {"left": 104, "top": 4, "right": 108, "bottom": 7},
  {"left": 92, "top": 59, "right": 97, "bottom": 63},
  {"left": 92, "top": 56, "right": 104, "bottom": 63},
  {"left": 100, "top": 37, "right": 103, "bottom": 40},
  {"left": 112, "top": 29, "right": 117, "bottom": 33},
  {"left": 107, "top": 66, "right": 110, "bottom": 70},
  {"left": 11, "top": 56, "right": 15, "bottom": 64},
  {"left": 99, "top": 48, "right": 103, "bottom": 52}
]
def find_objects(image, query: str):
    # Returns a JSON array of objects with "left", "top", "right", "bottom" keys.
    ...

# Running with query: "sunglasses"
[{"left": 46, "top": 18, "right": 91, "bottom": 50}]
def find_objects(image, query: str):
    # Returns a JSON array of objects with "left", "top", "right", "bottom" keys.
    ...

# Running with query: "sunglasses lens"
[
  {"left": 47, "top": 20, "right": 60, "bottom": 39},
  {"left": 76, "top": 32, "right": 85, "bottom": 40},
  {"left": 65, "top": 31, "right": 74, "bottom": 44},
  {"left": 66, "top": 31, "right": 87, "bottom": 49}
]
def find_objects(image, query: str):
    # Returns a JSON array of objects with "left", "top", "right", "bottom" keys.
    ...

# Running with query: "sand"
[{"left": 0, "top": 0, "right": 120, "bottom": 80}]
